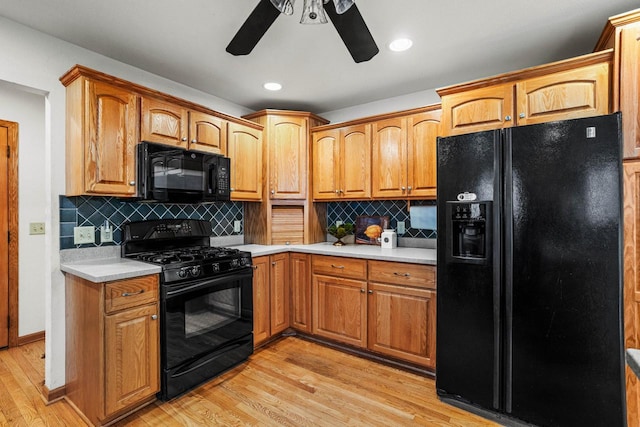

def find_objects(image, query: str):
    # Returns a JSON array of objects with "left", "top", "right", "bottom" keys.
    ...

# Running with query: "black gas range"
[{"left": 122, "top": 219, "right": 254, "bottom": 401}]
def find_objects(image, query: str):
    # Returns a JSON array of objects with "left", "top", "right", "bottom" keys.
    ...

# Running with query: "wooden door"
[
  {"left": 341, "top": 124, "right": 371, "bottom": 199},
  {"left": 140, "top": 97, "right": 188, "bottom": 148},
  {"left": 516, "top": 62, "right": 610, "bottom": 126},
  {"left": 290, "top": 253, "right": 312, "bottom": 333},
  {"left": 188, "top": 111, "right": 227, "bottom": 155},
  {"left": 270, "top": 253, "right": 290, "bottom": 335},
  {"left": 312, "top": 129, "right": 340, "bottom": 200},
  {"left": 0, "top": 123, "right": 8, "bottom": 347},
  {"left": 86, "top": 81, "right": 137, "bottom": 195},
  {"left": 367, "top": 283, "right": 436, "bottom": 368},
  {"left": 227, "top": 122, "right": 262, "bottom": 201},
  {"left": 440, "top": 83, "right": 515, "bottom": 136},
  {"left": 372, "top": 117, "right": 407, "bottom": 198},
  {"left": 269, "top": 116, "right": 307, "bottom": 199},
  {"left": 618, "top": 21, "right": 640, "bottom": 159},
  {"left": 407, "top": 110, "right": 441, "bottom": 199},
  {"left": 104, "top": 303, "right": 159, "bottom": 415},
  {"left": 252, "top": 256, "right": 270, "bottom": 346},
  {"left": 312, "top": 274, "right": 367, "bottom": 348}
]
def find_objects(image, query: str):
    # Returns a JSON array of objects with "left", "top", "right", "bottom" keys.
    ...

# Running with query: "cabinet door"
[
  {"left": 140, "top": 97, "right": 188, "bottom": 148},
  {"left": 290, "top": 253, "right": 312, "bottom": 333},
  {"left": 85, "top": 81, "right": 137, "bottom": 195},
  {"left": 269, "top": 116, "right": 307, "bottom": 199},
  {"left": 188, "top": 111, "right": 227, "bottom": 155},
  {"left": 441, "top": 83, "right": 515, "bottom": 136},
  {"left": 252, "top": 256, "right": 270, "bottom": 346},
  {"left": 367, "top": 283, "right": 436, "bottom": 368},
  {"left": 270, "top": 253, "right": 290, "bottom": 335},
  {"left": 371, "top": 117, "right": 407, "bottom": 198},
  {"left": 228, "top": 122, "right": 262, "bottom": 201},
  {"left": 312, "top": 274, "right": 367, "bottom": 347},
  {"left": 341, "top": 124, "right": 371, "bottom": 199},
  {"left": 312, "top": 129, "right": 340, "bottom": 200},
  {"left": 406, "top": 110, "right": 441, "bottom": 199},
  {"left": 104, "top": 303, "right": 159, "bottom": 415},
  {"left": 516, "top": 62, "right": 610, "bottom": 126},
  {"left": 619, "top": 22, "right": 640, "bottom": 159}
]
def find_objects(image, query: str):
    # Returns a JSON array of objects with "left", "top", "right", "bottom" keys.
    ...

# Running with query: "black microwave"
[{"left": 137, "top": 141, "right": 231, "bottom": 203}]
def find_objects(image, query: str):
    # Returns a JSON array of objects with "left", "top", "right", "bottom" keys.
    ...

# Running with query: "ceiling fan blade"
[
  {"left": 226, "top": 0, "right": 281, "bottom": 56},
  {"left": 324, "top": 1, "right": 379, "bottom": 63}
]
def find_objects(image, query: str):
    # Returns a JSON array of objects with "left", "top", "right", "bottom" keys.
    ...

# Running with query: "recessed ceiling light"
[
  {"left": 263, "top": 82, "right": 282, "bottom": 91},
  {"left": 388, "top": 38, "right": 413, "bottom": 52}
]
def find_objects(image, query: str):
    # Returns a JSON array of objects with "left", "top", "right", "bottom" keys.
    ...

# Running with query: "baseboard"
[
  {"left": 42, "top": 384, "right": 66, "bottom": 404},
  {"left": 17, "top": 331, "right": 45, "bottom": 346}
]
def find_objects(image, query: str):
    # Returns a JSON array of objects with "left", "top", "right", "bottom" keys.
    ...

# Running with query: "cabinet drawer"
[
  {"left": 368, "top": 261, "right": 436, "bottom": 290},
  {"left": 312, "top": 255, "right": 367, "bottom": 280},
  {"left": 105, "top": 275, "right": 159, "bottom": 314}
]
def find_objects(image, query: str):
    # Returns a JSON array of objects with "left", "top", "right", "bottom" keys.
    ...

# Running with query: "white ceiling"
[{"left": 0, "top": 0, "right": 637, "bottom": 113}]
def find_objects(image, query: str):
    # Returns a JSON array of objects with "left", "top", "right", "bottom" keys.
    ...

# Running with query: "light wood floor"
[{"left": 0, "top": 337, "right": 499, "bottom": 426}]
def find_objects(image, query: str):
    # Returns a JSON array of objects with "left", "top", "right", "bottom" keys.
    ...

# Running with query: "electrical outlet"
[
  {"left": 336, "top": 220, "right": 343, "bottom": 227},
  {"left": 397, "top": 221, "right": 405, "bottom": 235},
  {"left": 29, "top": 222, "right": 45, "bottom": 235},
  {"left": 233, "top": 220, "right": 242, "bottom": 233},
  {"left": 74, "top": 226, "right": 95, "bottom": 244}
]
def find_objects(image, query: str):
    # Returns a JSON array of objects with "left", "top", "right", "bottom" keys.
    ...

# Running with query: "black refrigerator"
[{"left": 435, "top": 113, "right": 626, "bottom": 427}]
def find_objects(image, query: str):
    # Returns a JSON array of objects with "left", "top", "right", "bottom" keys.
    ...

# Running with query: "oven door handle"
[{"left": 164, "top": 268, "right": 253, "bottom": 298}]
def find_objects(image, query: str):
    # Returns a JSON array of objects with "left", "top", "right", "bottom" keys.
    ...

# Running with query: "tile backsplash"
[
  {"left": 327, "top": 200, "right": 436, "bottom": 239},
  {"left": 59, "top": 196, "right": 244, "bottom": 249}
]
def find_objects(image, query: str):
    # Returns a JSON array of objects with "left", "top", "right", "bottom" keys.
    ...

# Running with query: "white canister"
[{"left": 381, "top": 229, "right": 397, "bottom": 249}]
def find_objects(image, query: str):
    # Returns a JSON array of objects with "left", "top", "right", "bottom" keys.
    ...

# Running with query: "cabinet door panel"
[
  {"left": 105, "top": 303, "right": 159, "bottom": 415},
  {"left": 86, "top": 81, "right": 137, "bottom": 195},
  {"left": 441, "top": 84, "right": 515, "bottom": 136},
  {"left": 189, "top": 111, "right": 227, "bottom": 155},
  {"left": 368, "top": 283, "right": 436, "bottom": 368},
  {"left": 290, "top": 253, "right": 312, "bottom": 333},
  {"left": 407, "top": 111, "right": 440, "bottom": 199},
  {"left": 516, "top": 63, "right": 610, "bottom": 126},
  {"left": 252, "top": 256, "right": 270, "bottom": 346},
  {"left": 312, "top": 275, "right": 366, "bottom": 347},
  {"left": 619, "top": 23, "right": 640, "bottom": 159},
  {"left": 341, "top": 124, "right": 371, "bottom": 199},
  {"left": 372, "top": 118, "right": 407, "bottom": 198},
  {"left": 140, "top": 97, "right": 188, "bottom": 148},
  {"left": 270, "top": 117, "right": 307, "bottom": 199},
  {"left": 270, "top": 253, "right": 290, "bottom": 335},
  {"left": 312, "top": 129, "right": 340, "bottom": 200},
  {"left": 228, "top": 122, "right": 262, "bottom": 201}
]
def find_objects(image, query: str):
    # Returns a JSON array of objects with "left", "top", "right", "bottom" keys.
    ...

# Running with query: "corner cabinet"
[
  {"left": 438, "top": 50, "right": 612, "bottom": 136},
  {"left": 253, "top": 253, "right": 290, "bottom": 347},
  {"left": 61, "top": 75, "right": 138, "bottom": 197},
  {"left": 65, "top": 273, "right": 159, "bottom": 426}
]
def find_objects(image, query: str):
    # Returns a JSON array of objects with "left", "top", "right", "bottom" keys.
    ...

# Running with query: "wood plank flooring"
[{"left": 0, "top": 338, "right": 499, "bottom": 426}]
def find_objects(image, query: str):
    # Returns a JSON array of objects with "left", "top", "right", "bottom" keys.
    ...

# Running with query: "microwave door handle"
[{"left": 209, "top": 163, "right": 216, "bottom": 194}]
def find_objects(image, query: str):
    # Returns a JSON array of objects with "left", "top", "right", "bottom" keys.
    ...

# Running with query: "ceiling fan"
[{"left": 226, "top": 0, "right": 379, "bottom": 63}]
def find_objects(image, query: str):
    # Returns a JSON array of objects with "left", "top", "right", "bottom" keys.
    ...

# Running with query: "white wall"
[
  {"left": 0, "top": 81, "right": 46, "bottom": 337},
  {"left": 0, "top": 15, "right": 253, "bottom": 390}
]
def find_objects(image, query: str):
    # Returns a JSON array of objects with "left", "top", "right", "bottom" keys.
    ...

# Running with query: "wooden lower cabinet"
[
  {"left": 253, "top": 253, "right": 290, "bottom": 347},
  {"left": 65, "top": 274, "right": 159, "bottom": 426},
  {"left": 290, "top": 253, "right": 312, "bottom": 333}
]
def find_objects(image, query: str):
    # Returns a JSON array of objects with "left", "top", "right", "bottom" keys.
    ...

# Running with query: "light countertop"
[{"left": 60, "top": 242, "right": 436, "bottom": 283}]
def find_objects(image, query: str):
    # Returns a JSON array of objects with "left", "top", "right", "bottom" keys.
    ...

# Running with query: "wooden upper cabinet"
[
  {"left": 312, "top": 124, "right": 371, "bottom": 200},
  {"left": 140, "top": 97, "right": 188, "bottom": 148},
  {"left": 406, "top": 110, "right": 441, "bottom": 199},
  {"left": 141, "top": 97, "right": 228, "bottom": 154},
  {"left": 438, "top": 50, "right": 613, "bottom": 136},
  {"left": 63, "top": 77, "right": 138, "bottom": 197},
  {"left": 227, "top": 122, "right": 262, "bottom": 201},
  {"left": 188, "top": 111, "right": 227, "bottom": 155},
  {"left": 372, "top": 117, "right": 407, "bottom": 199},
  {"left": 269, "top": 115, "right": 308, "bottom": 199}
]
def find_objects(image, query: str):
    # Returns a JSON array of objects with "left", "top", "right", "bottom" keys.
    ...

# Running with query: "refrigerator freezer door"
[
  {"left": 506, "top": 113, "right": 625, "bottom": 426},
  {"left": 436, "top": 130, "right": 503, "bottom": 411}
]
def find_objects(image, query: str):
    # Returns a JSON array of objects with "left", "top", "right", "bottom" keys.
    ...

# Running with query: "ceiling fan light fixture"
[
  {"left": 324, "top": 0, "right": 355, "bottom": 14},
  {"left": 300, "top": 0, "right": 328, "bottom": 24},
  {"left": 270, "top": 0, "right": 295, "bottom": 15},
  {"left": 389, "top": 38, "right": 413, "bottom": 52},
  {"left": 263, "top": 82, "right": 283, "bottom": 91}
]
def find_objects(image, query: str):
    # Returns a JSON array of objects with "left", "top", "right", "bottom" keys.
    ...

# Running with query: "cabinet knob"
[
  {"left": 505, "top": 115, "right": 512, "bottom": 121},
  {"left": 368, "top": 290, "right": 373, "bottom": 294},
  {"left": 519, "top": 113, "right": 526, "bottom": 119},
  {"left": 129, "top": 181, "right": 136, "bottom": 186},
  {"left": 230, "top": 188, "right": 235, "bottom": 191},
  {"left": 271, "top": 190, "right": 275, "bottom": 195},
  {"left": 360, "top": 289, "right": 366, "bottom": 293},
  {"left": 252, "top": 265, "right": 258, "bottom": 270},
  {"left": 272, "top": 262, "right": 276, "bottom": 266},
  {"left": 339, "top": 189, "right": 344, "bottom": 194},
  {"left": 335, "top": 189, "right": 340, "bottom": 194},
  {"left": 407, "top": 186, "right": 412, "bottom": 192},
  {"left": 122, "top": 289, "right": 144, "bottom": 297},
  {"left": 151, "top": 314, "right": 158, "bottom": 320},
  {"left": 191, "top": 139, "right": 197, "bottom": 143},
  {"left": 181, "top": 137, "right": 188, "bottom": 142},
  {"left": 401, "top": 186, "right": 406, "bottom": 191}
]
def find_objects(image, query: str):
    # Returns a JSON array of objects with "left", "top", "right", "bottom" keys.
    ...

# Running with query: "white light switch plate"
[
  {"left": 234, "top": 220, "right": 242, "bottom": 233},
  {"left": 29, "top": 222, "right": 45, "bottom": 235},
  {"left": 74, "top": 226, "right": 95, "bottom": 244},
  {"left": 397, "top": 221, "right": 405, "bottom": 235}
]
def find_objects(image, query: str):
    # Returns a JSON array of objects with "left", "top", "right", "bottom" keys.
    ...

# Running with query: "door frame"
[{"left": 1, "top": 120, "right": 19, "bottom": 347}]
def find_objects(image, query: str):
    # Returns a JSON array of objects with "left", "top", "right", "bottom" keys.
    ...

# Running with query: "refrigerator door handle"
[
  {"left": 503, "top": 130, "right": 514, "bottom": 414},
  {"left": 492, "top": 132, "right": 503, "bottom": 411}
]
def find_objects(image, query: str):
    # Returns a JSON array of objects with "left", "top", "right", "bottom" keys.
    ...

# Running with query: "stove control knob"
[
  {"left": 240, "top": 258, "right": 249, "bottom": 266},
  {"left": 231, "top": 259, "right": 239, "bottom": 268},
  {"left": 191, "top": 266, "right": 201, "bottom": 276},
  {"left": 211, "top": 263, "right": 220, "bottom": 272},
  {"left": 178, "top": 268, "right": 188, "bottom": 278}
]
